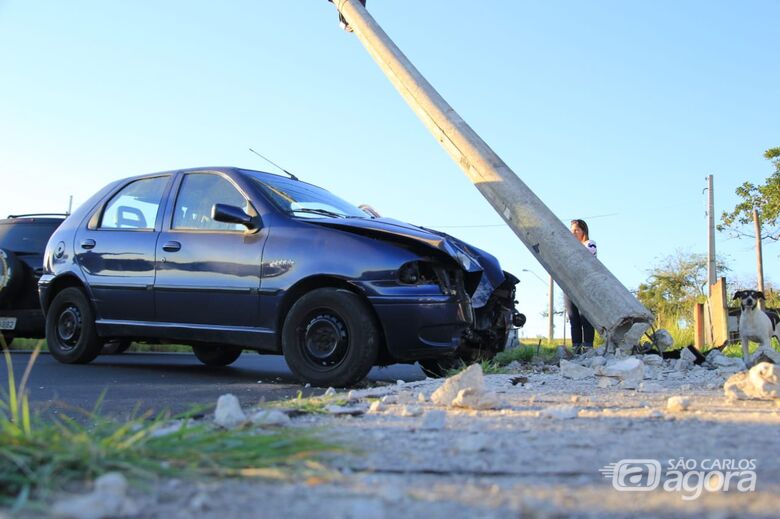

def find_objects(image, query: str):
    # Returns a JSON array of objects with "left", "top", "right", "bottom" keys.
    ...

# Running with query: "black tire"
[
  {"left": 419, "top": 358, "right": 464, "bottom": 378},
  {"left": 282, "top": 288, "right": 379, "bottom": 387},
  {"left": 102, "top": 339, "right": 132, "bottom": 355},
  {"left": 0, "top": 248, "right": 23, "bottom": 304},
  {"left": 192, "top": 344, "right": 242, "bottom": 366},
  {"left": 45, "top": 287, "right": 101, "bottom": 364}
]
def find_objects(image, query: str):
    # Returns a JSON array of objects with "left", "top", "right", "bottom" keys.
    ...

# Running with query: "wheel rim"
[
  {"left": 301, "top": 311, "right": 348, "bottom": 368},
  {"left": 56, "top": 305, "right": 82, "bottom": 350}
]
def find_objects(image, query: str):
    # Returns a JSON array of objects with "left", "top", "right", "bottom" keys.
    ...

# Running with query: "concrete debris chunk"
[
  {"left": 431, "top": 364, "right": 484, "bottom": 406},
  {"left": 380, "top": 395, "right": 398, "bottom": 405},
  {"left": 643, "top": 365, "right": 658, "bottom": 380},
  {"left": 680, "top": 347, "right": 698, "bottom": 364},
  {"left": 674, "top": 357, "right": 693, "bottom": 371},
  {"left": 560, "top": 359, "right": 595, "bottom": 380},
  {"left": 724, "top": 362, "right": 779, "bottom": 400},
  {"left": 540, "top": 405, "right": 579, "bottom": 420},
  {"left": 368, "top": 401, "right": 387, "bottom": 414},
  {"left": 323, "top": 387, "right": 337, "bottom": 397},
  {"left": 651, "top": 329, "right": 674, "bottom": 351},
  {"left": 419, "top": 410, "right": 447, "bottom": 430},
  {"left": 597, "top": 377, "right": 618, "bottom": 388},
  {"left": 642, "top": 354, "right": 664, "bottom": 367},
  {"left": 214, "top": 394, "right": 247, "bottom": 429},
  {"left": 666, "top": 396, "right": 691, "bottom": 412},
  {"left": 250, "top": 409, "right": 292, "bottom": 426},
  {"left": 588, "top": 356, "right": 607, "bottom": 368},
  {"left": 451, "top": 387, "right": 502, "bottom": 410},
  {"left": 752, "top": 348, "right": 780, "bottom": 365},
  {"left": 399, "top": 405, "right": 423, "bottom": 417},
  {"left": 52, "top": 472, "right": 138, "bottom": 519},
  {"left": 620, "top": 322, "right": 650, "bottom": 353},
  {"left": 597, "top": 357, "right": 645, "bottom": 384},
  {"left": 638, "top": 382, "right": 663, "bottom": 393}
]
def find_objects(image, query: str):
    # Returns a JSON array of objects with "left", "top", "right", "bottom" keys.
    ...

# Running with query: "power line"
[{"left": 427, "top": 212, "right": 620, "bottom": 229}]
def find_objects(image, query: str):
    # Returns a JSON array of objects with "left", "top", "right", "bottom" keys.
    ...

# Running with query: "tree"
[
  {"left": 637, "top": 251, "right": 730, "bottom": 327},
  {"left": 718, "top": 147, "right": 780, "bottom": 242}
]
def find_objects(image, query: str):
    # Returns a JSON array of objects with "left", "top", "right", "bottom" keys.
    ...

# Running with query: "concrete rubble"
[
  {"left": 666, "top": 395, "right": 691, "bottom": 412},
  {"left": 39, "top": 344, "right": 780, "bottom": 519},
  {"left": 430, "top": 364, "right": 502, "bottom": 410},
  {"left": 214, "top": 393, "right": 247, "bottom": 429},
  {"left": 559, "top": 359, "right": 595, "bottom": 379},
  {"left": 724, "top": 362, "right": 780, "bottom": 400}
]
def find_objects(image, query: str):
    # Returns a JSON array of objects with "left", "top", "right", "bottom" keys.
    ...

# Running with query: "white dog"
[{"left": 733, "top": 290, "right": 780, "bottom": 365}]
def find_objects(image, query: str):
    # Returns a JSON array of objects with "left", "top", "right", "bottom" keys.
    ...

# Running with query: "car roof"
[
  {"left": 1, "top": 214, "right": 68, "bottom": 224},
  {"left": 122, "top": 166, "right": 283, "bottom": 181}
]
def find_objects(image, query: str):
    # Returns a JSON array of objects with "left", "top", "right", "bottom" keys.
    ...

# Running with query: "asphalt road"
[{"left": 1, "top": 351, "right": 425, "bottom": 419}]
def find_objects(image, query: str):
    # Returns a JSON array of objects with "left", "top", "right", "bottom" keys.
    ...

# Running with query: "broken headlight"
[{"left": 398, "top": 260, "right": 463, "bottom": 297}]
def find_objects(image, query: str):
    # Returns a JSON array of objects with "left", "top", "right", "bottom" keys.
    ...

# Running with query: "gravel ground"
[{"left": 9, "top": 357, "right": 780, "bottom": 518}]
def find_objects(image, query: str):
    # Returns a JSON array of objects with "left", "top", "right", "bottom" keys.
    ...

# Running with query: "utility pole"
[
  {"left": 706, "top": 175, "right": 716, "bottom": 295},
  {"left": 548, "top": 275, "right": 555, "bottom": 344},
  {"left": 754, "top": 208, "right": 765, "bottom": 309},
  {"left": 327, "top": 0, "right": 653, "bottom": 344}
]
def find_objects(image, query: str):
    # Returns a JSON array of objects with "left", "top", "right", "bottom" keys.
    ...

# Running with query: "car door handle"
[
  {"left": 80, "top": 239, "right": 96, "bottom": 250},
  {"left": 162, "top": 241, "right": 181, "bottom": 252}
]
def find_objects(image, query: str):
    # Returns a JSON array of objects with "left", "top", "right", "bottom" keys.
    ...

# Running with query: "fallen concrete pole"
[{"left": 327, "top": 0, "right": 653, "bottom": 343}]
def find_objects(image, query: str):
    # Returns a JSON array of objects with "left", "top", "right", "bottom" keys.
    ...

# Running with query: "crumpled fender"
[{"left": 306, "top": 217, "right": 510, "bottom": 306}]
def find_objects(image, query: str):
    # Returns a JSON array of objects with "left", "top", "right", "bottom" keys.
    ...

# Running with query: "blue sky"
[{"left": 1, "top": 1, "right": 778, "bottom": 339}]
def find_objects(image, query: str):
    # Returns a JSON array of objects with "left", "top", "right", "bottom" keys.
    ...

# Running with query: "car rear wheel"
[
  {"left": 46, "top": 287, "right": 101, "bottom": 364},
  {"left": 192, "top": 345, "right": 242, "bottom": 366},
  {"left": 282, "top": 288, "right": 379, "bottom": 387}
]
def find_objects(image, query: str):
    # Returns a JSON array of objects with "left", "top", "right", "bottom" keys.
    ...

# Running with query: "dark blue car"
[{"left": 39, "top": 167, "right": 523, "bottom": 386}]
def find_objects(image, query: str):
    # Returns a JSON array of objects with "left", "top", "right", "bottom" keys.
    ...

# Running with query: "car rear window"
[{"left": 0, "top": 221, "right": 62, "bottom": 253}]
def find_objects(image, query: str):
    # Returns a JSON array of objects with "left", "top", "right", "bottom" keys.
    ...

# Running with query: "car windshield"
[{"left": 243, "top": 171, "right": 369, "bottom": 219}]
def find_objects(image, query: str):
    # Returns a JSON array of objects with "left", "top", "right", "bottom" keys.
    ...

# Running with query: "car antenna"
[{"left": 248, "top": 148, "right": 299, "bottom": 181}]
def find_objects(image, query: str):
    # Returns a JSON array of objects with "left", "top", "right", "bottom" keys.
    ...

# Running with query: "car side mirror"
[{"left": 212, "top": 204, "right": 259, "bottom": 230}]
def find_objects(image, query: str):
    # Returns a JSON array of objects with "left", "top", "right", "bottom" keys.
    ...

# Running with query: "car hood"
[{"left": 307, "top": 217, "right": 510, "bottom": 305}]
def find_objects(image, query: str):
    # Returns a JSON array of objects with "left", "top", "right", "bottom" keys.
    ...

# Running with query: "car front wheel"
[
  {"left": 46, "top": 287, "right": 101, "bottom": 364},
  {"left": 192, "top": 345, "right": 242, "bottom": 366},
  {"left": 282, "top": 288, "right": 379, "bottom": 387}
]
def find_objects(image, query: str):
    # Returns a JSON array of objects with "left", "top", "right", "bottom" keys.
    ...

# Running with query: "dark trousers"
[{"left": 564, "top": 296, "right": 594, "bottom": 345}]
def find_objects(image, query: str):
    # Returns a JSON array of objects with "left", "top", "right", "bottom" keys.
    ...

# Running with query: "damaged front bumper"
[{"left": 367, "top": 268, "right": 523, "bottom": 363}]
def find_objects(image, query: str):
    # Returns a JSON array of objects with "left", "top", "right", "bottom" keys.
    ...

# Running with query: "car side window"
[
  {"left": 172, "top": 174, "right": 249, "bottom": 232},
  {"left": 99, "top": 177, "right": 168, "bottom": 230}
]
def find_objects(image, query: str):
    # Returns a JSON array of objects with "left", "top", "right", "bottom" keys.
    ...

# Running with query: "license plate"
[{"left": 0, "top": 317, "right": 17, "bottom": 330}]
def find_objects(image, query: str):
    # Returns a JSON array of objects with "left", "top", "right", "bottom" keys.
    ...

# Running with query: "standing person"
[{"left": 565, "top": 219, "right": 597, "bottom": 354}]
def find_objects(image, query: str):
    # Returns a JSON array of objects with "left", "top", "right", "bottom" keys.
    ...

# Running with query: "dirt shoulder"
[{"left": 125, "top": 359, "right": 780, "bottom": 518}]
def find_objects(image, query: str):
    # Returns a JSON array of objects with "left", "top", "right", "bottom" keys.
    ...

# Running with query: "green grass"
[
  {"left": 264, "top": 391, "right": 349, "bottom": 414},
  {"left": 0, "top": 345, "right": 337, "bottom": 510},
  {"left": 443, "top": 341, "right": 560, "bottom": 376}
]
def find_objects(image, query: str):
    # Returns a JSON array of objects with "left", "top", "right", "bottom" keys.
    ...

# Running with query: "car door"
[
  {"left": 154, "top": 172, "right": 264, "bottom": 327},
  {"left": 74, "top": 175, "right": 171, "bottom": 321}
]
